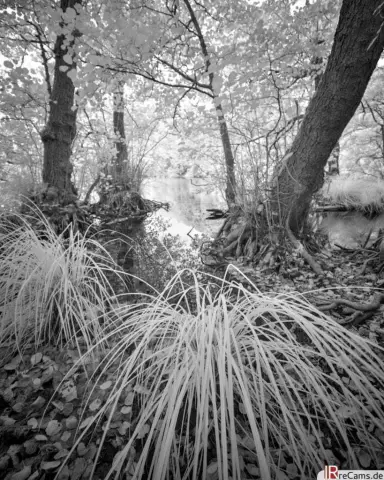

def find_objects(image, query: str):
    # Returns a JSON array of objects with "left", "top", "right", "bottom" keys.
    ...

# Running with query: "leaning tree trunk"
[
  {"left": 271, "top": 0, "right": 384, "bottom": 238},
  {"left": 40, "top": 0, "right": 81, "bottom": 203}
]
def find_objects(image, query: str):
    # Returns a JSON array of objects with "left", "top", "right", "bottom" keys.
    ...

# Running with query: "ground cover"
[{"left": 0, "top": 214, "right": 384, "bottom": 480}]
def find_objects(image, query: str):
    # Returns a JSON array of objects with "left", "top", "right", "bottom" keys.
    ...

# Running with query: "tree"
[
  {"left": 80, "top": 0, "right": 243, "bottom": 206},
  {"left": 40, "top": 0, "right": 82, "bottom": 203},
  {"left": 270, "top": 0, "right": 384, "bottom": 238}
]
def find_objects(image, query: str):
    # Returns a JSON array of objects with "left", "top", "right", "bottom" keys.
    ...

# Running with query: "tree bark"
[
  {"left": 271, "top": 0, "right": 384, "bottom": 237},
  {"left": 41, "top": 0, "right": 81, "bottom": 203},
  {"left": 215, "top": 103, "right": 236, "bottom": 207},
  {"left": 112, "top": 80, "right": 129, "bottom": 182}
]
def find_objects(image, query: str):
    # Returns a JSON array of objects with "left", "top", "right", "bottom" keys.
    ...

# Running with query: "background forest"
[
  {"left": 2, "top": 0, "right": 384, "bottom": 206},
  {"left": 1, "top": 1, "right": 384, "bottom": 480}
]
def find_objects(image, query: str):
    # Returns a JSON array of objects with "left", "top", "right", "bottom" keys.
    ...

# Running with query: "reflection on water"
[{"left": 142, "top": 177, "right": 226, "bottom": 239}]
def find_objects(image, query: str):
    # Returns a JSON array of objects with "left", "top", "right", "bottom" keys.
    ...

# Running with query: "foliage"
[
  {"left": 130, "top": 215, "right": 205, "bottom": 293},
  {"left": 55, "top": 268, "right": 384, "bottom": 480}
]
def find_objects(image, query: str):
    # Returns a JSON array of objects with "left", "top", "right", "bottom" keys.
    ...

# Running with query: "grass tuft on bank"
[
  {"left": 58, "top": 269, "right": 384, "bottom": 480},
  {"left": 0, "top": 208, "right": 122, "bottom": 362}
]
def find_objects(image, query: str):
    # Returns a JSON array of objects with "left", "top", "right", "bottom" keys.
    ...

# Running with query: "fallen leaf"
[
  {"left": 100, "top": 380, "right": 112, "bottom": 390},
  {"left": 77, "top": 442, "right": 88, "bottom": 456},
  {"left": 71, "top": 457, "right": 87, "bottom": 480},
  {"left": 57, "top": 465, "right": 70, "bottom": 480},
  {"left": 0, "top": 416, "right": 16, "bottom": 426},
  {"left": 207, "top": 461, "right": 218, "bottom": 474},
  {"left": 9, "top": 465, "right": 31, "bottom": 480},
  {"left": 80, "top": 416, "right": 95, "bottom": 430},
  {"left": 27, "top": 418, "right": 38, "bottom": 429},
  {"left": 41, "top": 460, "right": 61, "bottom": 470},
  {"left": 46, "top": 420, "right": 62, "bottom": 437},
  {"left": 358, "top": 449, "right": 371, "bottom": 468},
  {"left": 31, "top": 352, "right": 43, "bottom": 366},
  {"left": 89, "top": 398, "right": 102, "bottom": 411},
  {"left": 137, "top": 423, "right": 150, "bottom": 439},
  {"left": 65, "top": 416, "right": 78, "bottom": 430},
  {"left": 118, "top": 421, "right": 131, "bottom": 435}
]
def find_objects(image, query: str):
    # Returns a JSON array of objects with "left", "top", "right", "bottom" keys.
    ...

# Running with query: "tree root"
[
  {"left": 285, "top": 215, "right": 324, "bottom": 275},
  {"left": 317, "top": 292, "right": 384, "bottom": 312}
]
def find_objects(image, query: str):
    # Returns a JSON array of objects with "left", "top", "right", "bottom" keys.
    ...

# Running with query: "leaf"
[
  {"left": 63, "top": 54, "right": 73, "bottom": 65},
  {"left": 66, "top": 69, "right": 77, "bottom": 82},
  {"left": 336, "top": 406, "right": 357, "bottom": 418},
  {"left": 46, "top": 420, "right": 62, "bottom": 437},
  {"left": 60, "top": 381, "right": 77, "bottom": 402},
  {"left": 136, "top": 423, "right": 150, "bottom": 439},
  {"left": 358, "top": 449, "right": 371, "bottom": 468},
  {"left": 80, "top": 416, "right": 95, "bottom": 430},
  {"left": 31, "top": 352, "right": 43, "bottom": 366},
  {"left": 118, "top": 421, "right": 131, "bottom": 435},
  {"left": 71, "top": 457, "right": 87, "bottom": 480},
  {"left": 3, "top": 60, "right": 14, "bottom": 69},
  {"left": 9, "top": 465, "right": 31, "bottom": 480},
  {"left": 27, "top": 418, "right": 38, "bottom": 429},
  {"left": 100, "top": 380, "right": 112, "bottom": 390},
  {"left": 54, "top": 449, "right": 70, "bottom": 460},
  {"left": 0, "top": 415, "right": 16, "bottom": 426},
  {"left": 276, "top": 470, "right": 289, "bottom": 480},
  {"left": 65, "top": 416, "right": 78, "bottom": 430},
  {"left": 133, "top": 384, "right": 150, "bottom": 395},
  {"left": 64, "top": 7, "right": 77, "bottom": 20},
  {"left": 124, "top": 392, "right": 134, "bottom": 405},
  {"left": 245, "top": 463, "right": 259, "bottom": 475},
  {"left": 89, "top": 398, "right": 102, "bottom": 411},
  {"left": 41, "top": 460, "right": 61, "bottom": 470},
  {"left": 59, "top": 65, "right": 69, "bottom": 72}
]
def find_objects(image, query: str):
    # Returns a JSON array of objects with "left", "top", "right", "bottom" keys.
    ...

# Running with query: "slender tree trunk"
[
  {"left": 112, "top": 80, "right": 129, "bottom": 182},
  {"left": 40, "top": 0, "right": 81, "bottom": 203},
  {"left": 271, "top": 0, "right": 384, "bottom": 237},
  {"left": 215, "top": 103, "right": 236, "bottom": 207},
  {"left": 183, "top": 0, "right": 236, "bottom": 208}
]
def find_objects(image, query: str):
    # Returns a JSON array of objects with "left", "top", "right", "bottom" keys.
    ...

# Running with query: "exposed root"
[
  {"left": 317, "top": 292, "right": 384, "bottom": 312},
  {"left": 285, "top": 216, "right": 324, "bottom": 275}
]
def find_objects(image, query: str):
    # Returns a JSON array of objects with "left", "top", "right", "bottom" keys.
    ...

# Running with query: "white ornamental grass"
[
  {"left": 0, "top": 209, "right": 122, "bottom": 361},
  {"left": 57, "top": 269, "right": 384, "bottom": 480}
]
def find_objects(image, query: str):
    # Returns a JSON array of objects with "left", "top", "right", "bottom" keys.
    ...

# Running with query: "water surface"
[{"left": 142, "top": 177, "right": 226, "bottom": 239}]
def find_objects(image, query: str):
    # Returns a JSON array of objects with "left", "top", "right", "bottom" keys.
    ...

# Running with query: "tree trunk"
[
  {"left": 40, "top": 0, "right": 81, "bottom": 203},
  {"left": 215, "top": 103, "right": 236, "bottom": 207},
  {"left": 112, "top": 80, "right": 129, "bottom": 182},
  {"left": 271, "top": 0, "right": 384, "bottom": 237},
  {"left": 183, "top": 0, "right": 237, "bottom": 208}
]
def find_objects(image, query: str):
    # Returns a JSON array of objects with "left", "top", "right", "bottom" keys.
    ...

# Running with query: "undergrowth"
[{"left": 1, "top": 206, "right": 383, "bottom": 480}]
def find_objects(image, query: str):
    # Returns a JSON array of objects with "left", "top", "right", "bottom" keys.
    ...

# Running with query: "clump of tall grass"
[
  {"left": 57, "top": 269, "right": 384, "bottom": 480},
  {"left": 322, "top": 175, "right": 384, "bottom": 211},
  {"left": 0, "top": 206, "right": 124, "bottom": 363}
]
